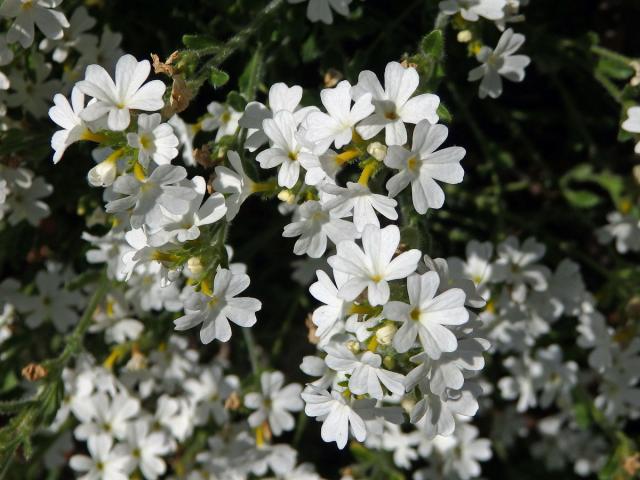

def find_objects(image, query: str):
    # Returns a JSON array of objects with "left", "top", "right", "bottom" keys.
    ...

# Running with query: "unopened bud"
[
  {"left": 187, "top": 256, "right": 203, "bottom": 276},
  {"left": 375, "top": 323, "right": 397, "bottom": 346},
  {"left": 457, "top": 30, "right": 473, "bottom": 43},
  {"left": 225, "top": 391, "right": 241, "bottom": 410},
  {"left": 277, "top": 189, "right": 295, "bottom": 204},
  {"left": 383, "top": 355, "right": 395, "bottom": 370},
  {"left": 125, "top": 350, "right": 147, "bottom": 371},
  {"left": 88, "top": 157, "right": 118, "bottom": 187},
  {"left": 626, "top": 296, "right": 640, "bottom": 320},
  {"left": 366, "top": 142, "right": 387, "bottom": 161},
  {"left": 323, "top": 68, "right": 343, "bottom": 88},
  {"left": 401, "top": 397, "right": 416, "bottom": 413},
  {"left": 633, "top": 165, "right": 640, "bottom": 185}
]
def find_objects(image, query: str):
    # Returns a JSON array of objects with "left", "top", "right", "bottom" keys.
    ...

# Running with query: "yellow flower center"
[{"left": 139, "top": 133, "right": 153, "bottom": 150}]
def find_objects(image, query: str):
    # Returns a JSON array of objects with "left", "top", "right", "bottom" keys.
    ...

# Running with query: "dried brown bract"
[{"left": 22, "top": 363, "right": 48, "bottom": 382}]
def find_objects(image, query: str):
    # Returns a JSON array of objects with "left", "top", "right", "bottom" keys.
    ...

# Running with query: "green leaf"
[
  {"left": 563, "top": 189, "right": 601, "bottom": 208},
  {"left": 421, "top": 29, "right": 444, "bottom": 60},
  {"left": 436, "top": 102, "right": 452, "bottom": 123},
  {"left": 239, "top": 46, "right": 264, "bottom": 98},
  {"left": 573, "top": 402, "right": 591, "bottom": 429},
  {"left": 226, "top": 91, "right": 247, "bottom": 112},
  {"left": 182, "top": 34, "right": 218, "bottom": 50},
  {"left": 209, "top": 67, "right": 230, "bottom": 88},
  {"left": 597, "top": 57, "right": 634, "bottom": 81},
  {"left": 302, "top": 35, "right": 320, "bottom": 63}
]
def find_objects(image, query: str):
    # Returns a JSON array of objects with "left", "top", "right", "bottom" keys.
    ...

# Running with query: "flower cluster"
[{"left": 1, "top": 0, "right": 639, "bottom": 479}]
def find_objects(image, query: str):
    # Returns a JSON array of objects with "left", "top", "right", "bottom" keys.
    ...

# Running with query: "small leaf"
[
  {"left": 436, "top": 102, "right": 452, "bottom": 123},
  {"left": 563, "top": 189, "right": 601, "bottom": 208},
  {"left": 302, "top": 35, "right": 320, "bottom": 63},
  {"left": 226, "top": 91, "right": 247, "bottom": 112},
  {"left": 209, "top": 67, "right": 230, "bottom": 88},
  {"left": 421, "top": 30, "right": 444, "bottom": 60},
  {"left": 182, "top": 34, "right": 218, "bottom": 50}
]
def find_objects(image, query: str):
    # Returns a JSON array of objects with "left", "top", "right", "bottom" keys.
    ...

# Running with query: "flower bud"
[
  {"left": 375, "top": 323, "right": 397, "bottom": 346},
  {"left": 366, "top": 142, "right": 387, "bottom": 161},
  {"left": 401, "top": 397, "right": 416, "bottom": 413},
  {"left": 187, "top": 256, "right": 204, "bottom": 276},
  {"left": 633, "top": 165, "right": 640, "bottom": 185},
  {"left": 457, "top": 30, "right": 473, "bottom": 43},
  {"left": 88, "top": 157, "right": 118, "bottom": 187},
  {"left": 277, "top": 189, "right": 295, "bottom": 204}
]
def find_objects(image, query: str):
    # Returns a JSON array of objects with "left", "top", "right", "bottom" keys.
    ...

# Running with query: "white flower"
[
  {"left": 212, "top": 150, "right": 255, "bottom": 220},
  {"left": 597, "top": 211, "right": 640, "bottom": 254},
  {"left": 168, "top": 115, "right": 198, "bottom": 166},
  {"left": 493, "top": 236, "right": 550, "bottom": 302},
  {"left": 77, "top": 54, "right": 166, "bottom": 131},
  {"left": 324, "top": 344, "right": 405, "bottom": 399},
  {"left": 322, "top": 182, "right": 398, "bottom": 232},
  {"left": 5, "top": 170, "right": 52, "bottom": 226},
  {"left": 148, "top": 176, "right": 226, "bottom": 245},
  {"left": 287, "top": 0, "right": 352, "bottom": 24},
  {"left": 240, "top": 82, "right": 316, "bottom": 151},
  {"left": 283, "top": 200, "right": 359, "bottom": 258},
  {"left": 257, "top": 110, "right": 317, "bottom": 188},
  {"left": 49, "top": 86, "right": 96, "bottom": 164},
  {"left": 622, "top": 106, "right": 640, "bottom": 154},
  {"left": 184, "top": 366, "right": 236, "bottom": 425},
  {"left": 245, "top": 371, "right": 303, "bottom": 436},
  {"left": 72, "top": 392, "right": 140, "bottom": 441},
  {"left": 468, "top": 28, "right": 531, "bottom": 99},
  {"left": 15, "top": 266, "right": 83, "bottom": 332},
  {"left": 439, "top": 0, "right": 507, "bottom": 22},
  {"left": 6, "top": 54, "right": 61, "bottom": 118},
  {"left": 437, "top": 423, "right": 492, "bottom": 480},
  {"left": 0, "top": 0, "right": 69, "bottom": 49},
  {"left": 536, "top": 344, "right": 577, "bottom": 408},
  {"left": 122, "top": 420, "right": 173, "bottom": 480},
  {"left": 383, "top": 271, "right": 468, "bottom": 358},
  {"left": 303, "top": 80, "right": 374, "bottom": 152},
  {"left": 447, "top": 240, "right": 494, "bottom": 303},
  {"left": 201, "top": 101, "right": 241, "bottom": 141},
  {"left": 498, "top": 353, "right": 543, "bottom": 412},
  {"left": 352, "top": 61, "right": 440, "bottom": 145},
  {"left": 412, "top": 387, "right": 479, "bottom": 435},
  {"left": 309, "top": 269, "right": 354, "bottom": 345},
  {"left": 78, "top": 26, "right": 123, "bottom": 71},
  {"left": 301, "top": 386, "right": 367, "bottom": 449},
  {"left": 328, "top": 224, "right": 421, "bottom": 306},
  {"left": 127, "top": 113, "right": 179, "bottom": 166},
  {"left": 384, "top": 120, "right": 465, "bottom": 213},
  {"left": 0, "top": 35, "right": 13, "bottom": 90},
  {"left": 105, "top": 165, "right": 197, "bottom": 229},
  {"left": 299, "top": 149, "right": 344, "bottom": 186},
  {"left": 88, "top": 296, "right": 142, "bottom": 344},
  {"left": 174, "top": 268, "right": 261, "bottom": 343},
  {"left": 70, "top": 434, "right": 130, "bottom": 480},
  {"left": 39, "top": 6, "right": 96, "bottom": 63}
]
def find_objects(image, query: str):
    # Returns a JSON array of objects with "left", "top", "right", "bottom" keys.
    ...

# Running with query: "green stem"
[
  {"left": 242, "top": 328, "right": 260, "bottom": 375},
  {"left": 593, "top": 71, "right": 624, "bottom": 105},
  {"left": 49, "top": 271, "right": 110, "bottom": 370},
  {"left": 446, "top": 81, "right": 505, "bottom": 234},
  {"left": 591, "top": 45, "right": 637, "bottom": 66},
  {"left": 196, "top": 0, "right": 283, "bottom": 83}
]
